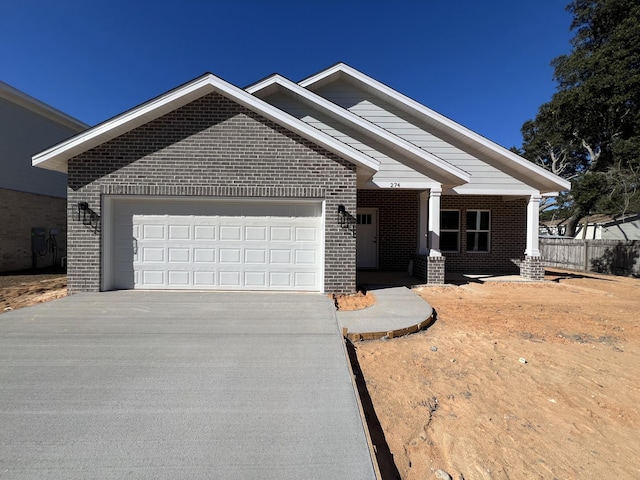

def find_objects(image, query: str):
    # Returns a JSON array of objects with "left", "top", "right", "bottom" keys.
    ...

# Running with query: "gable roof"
[
  {"left": 0, "top": 81, "right": 88, "bottom": 131},
  {"left": 32, "top": 73, "right": 379, "bottom": 176},
  {"left": 246, "top": 74, "right": 470, "bottom": 187},
  {"left": 299, "top": 63, "right": 571, "bottom": 195}
]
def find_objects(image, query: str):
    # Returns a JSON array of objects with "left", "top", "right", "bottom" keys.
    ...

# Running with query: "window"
[
  {"left": 440, "top": 210, "right": 460, "bottom": 252},
  {"left": 466, "top": 210, "right": 490, "bottom": 252},
  {"left": 357, "top": 213, "right": 372, "bottom": 225}
]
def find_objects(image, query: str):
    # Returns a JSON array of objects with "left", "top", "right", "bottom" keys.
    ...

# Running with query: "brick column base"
[
  {"left": 412, "top": 255, "right": 446, "bottom": 284},
  {"left": 520, "top": 256, "right": 544, "bottom": 281},
  {"left": 427, "top": 256, "right": 446, "bottom": 284}
]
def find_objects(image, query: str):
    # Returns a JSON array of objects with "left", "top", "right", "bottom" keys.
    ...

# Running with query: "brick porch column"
[
  {"left": 421, "top": 187, "right": 446, "bottom": 284},
  {"left": 427, "top": 255, "right": 446, "bottom": 284}
]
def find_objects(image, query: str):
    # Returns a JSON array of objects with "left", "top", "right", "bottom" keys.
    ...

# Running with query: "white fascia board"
[
  {"left": 298, "top": 63, "right": 345, "bottom": 90},
  {"left": 301, "top": 63, "right": 571, "bottom": 194},
  {"left": 32, "top": 73, "right": 380, "bottom": 176},
  {"left": 446, "top": 186, "right": 540, "bottom": 196},
  {"left": 0, "top": 81, "right": 88, "bottom": 131},
  {"left": 249, "top": 74, "right": 469, "bottom": 186}
]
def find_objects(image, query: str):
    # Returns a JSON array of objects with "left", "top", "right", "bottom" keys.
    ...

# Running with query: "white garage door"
[{"left": 106, "top": 198, "right": 323, "bottom": 291}]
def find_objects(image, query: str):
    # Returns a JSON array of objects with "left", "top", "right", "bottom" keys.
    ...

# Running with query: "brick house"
[
  {"left": 0, "top": 81, "right": 87, "bottom": 272},
  {"left": 32, "top": 64, "right": 569, "bottom": 294}
]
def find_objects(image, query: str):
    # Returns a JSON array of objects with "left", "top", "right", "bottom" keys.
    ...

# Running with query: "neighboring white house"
[
  {"left": 541, "top": 214, "right": 640, "bottom": 240},
  {"left": 0, "top": 81, "right": 87, "bottom": 272}
]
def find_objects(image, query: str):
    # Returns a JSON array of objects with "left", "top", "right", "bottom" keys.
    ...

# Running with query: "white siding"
[
  {"left": 312, "top": 80, "right": 533, "bottom": 194},
  {"left": 0, "top": 97, "right": 82, "bottom": 198},
  {"left": 262, "top": 92, "right": 436, "bottom": 187}
]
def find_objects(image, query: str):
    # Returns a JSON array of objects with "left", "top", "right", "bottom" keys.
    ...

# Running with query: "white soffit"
[
  {"left": 300, "top": 63, "right": 571, "bottom": 194},
  {"left": 248, "top": 75, "right": 470, "bottom": 187},
  {"left": 32, "top": 73, "right": 380, "bottom": 176}
]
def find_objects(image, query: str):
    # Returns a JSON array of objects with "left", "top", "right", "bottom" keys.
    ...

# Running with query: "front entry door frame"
[{"left": 356, "top": 208, "right": 378, "bottom": 269}]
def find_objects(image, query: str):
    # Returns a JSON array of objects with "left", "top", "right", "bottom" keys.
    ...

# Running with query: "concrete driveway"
[{"left": 0, "top": 292, "right": 376, "bottom": 479}]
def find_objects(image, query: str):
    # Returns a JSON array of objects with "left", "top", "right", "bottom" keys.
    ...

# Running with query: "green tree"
[{"left": 520, "top": 0, "right": 640, "bottom": 235}]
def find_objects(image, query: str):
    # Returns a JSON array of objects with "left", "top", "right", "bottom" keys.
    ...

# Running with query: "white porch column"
[
  {"left": 525, "top": 194, "right": 542, "bottom": 256},
  {"left": 428, "top": 187, "right": 442, "bottom": 257}
]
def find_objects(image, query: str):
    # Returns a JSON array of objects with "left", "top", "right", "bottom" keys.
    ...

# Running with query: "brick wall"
[
  {"left": 0, "top": 189, "right": 66, "bottom": 272},
  {"left": 441, "top": 195, "right": 526, "bottom": 273},
  {"left": 357, "top": 189, "right": 420, "bottom": 270},
  {"left": 521, "top": 256, "right": 544, "bottom": 280},
  {"left": 67, "top": 92, "right": 357, "bottom": 294}
]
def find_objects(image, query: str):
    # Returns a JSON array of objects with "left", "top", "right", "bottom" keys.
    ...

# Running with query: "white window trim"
[
  {"left": 440, "top": 209, "right": 460, "bottom": 253},
  {"left": 466, "top": 210, "right": 491, "bottom": 253}
]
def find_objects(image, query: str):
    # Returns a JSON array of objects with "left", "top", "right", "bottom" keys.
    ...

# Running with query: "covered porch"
[{"left": 355, "top": 188, "right": 545, "bottom": 284}]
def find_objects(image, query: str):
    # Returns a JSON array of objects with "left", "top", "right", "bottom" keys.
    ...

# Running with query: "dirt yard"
[
  {"left": 355, "top": 269, "right": 640, "bottom": 479},
  {"left": 0, "top": 271, "right": 67, "bottom": 313}
]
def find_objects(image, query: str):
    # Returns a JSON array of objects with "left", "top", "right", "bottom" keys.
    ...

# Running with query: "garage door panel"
[
  {"left": 168, "top": 270, "right": 190, "bottom": 286},
  {"left": 219, "top": 271, "right": 241, "bottom": 287},
  {"left": 194, "top": 248, "right": 215, "bottom": 263},
  {"left": 270, "top": 249, "right": 291, "bottom": 264},
  {"left": 110, "top": 199, "right": 322, "bottom": 291},
  {"left": 219, "top": 249, "right": 241, "bottom": 264},
  {"left": 219, "top": 226, "right": 241, "bottom": 241},
  {"left": 269, "top": 272, "right": 292, "bottom": 288},
  {"left": 244, "top": 271, "right": 267, "bottom": 287},
  {"left": 194, "top": 225, "right": 216, "bottom": 240},
  {"left": 142, "top": 247, "right": 164, "bottom": 262},
  {"left": 245, "top": 226, "right": 267, "bottom": 241},
  {"left": 194, "top": 271, "right": 216, "bottom": 287},
  {"left": 245, "top": 249, "right": 267, "bottom": 264},
  {"left": 142, "top": 224, "right": 165, "bottom": 240},
  {"left": 270, "top": 226, "right": 292, "bottom": 241},
  {"left": 168, "top": 248, "right": 190, "bottom": 263},
  {"left": 168, "top": 225, "right": 190, "bottom": 240},
  {"left": 142, "top": 270, "right": 164, "bottom": 285}
]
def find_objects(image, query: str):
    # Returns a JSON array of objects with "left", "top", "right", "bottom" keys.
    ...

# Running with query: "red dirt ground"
[{"left": 354, "top": 269, "right": 640, "bottom": 479}]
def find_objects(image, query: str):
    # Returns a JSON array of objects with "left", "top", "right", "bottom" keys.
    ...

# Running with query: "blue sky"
[{"left": 2, "top": 0, "right": 573, "bottom": 150}]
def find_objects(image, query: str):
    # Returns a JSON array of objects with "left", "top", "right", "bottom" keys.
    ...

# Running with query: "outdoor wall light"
[
  {"left": 76, "top": 202, "right": 101, "bottom": 234},
  {"left": 337, "top": 204, "right": 356, "bottom": 237}
]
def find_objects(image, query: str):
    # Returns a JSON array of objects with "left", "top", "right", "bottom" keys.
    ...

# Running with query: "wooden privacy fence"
[{"left": 539, "top": 238, "right": 640, "bottom": 276}]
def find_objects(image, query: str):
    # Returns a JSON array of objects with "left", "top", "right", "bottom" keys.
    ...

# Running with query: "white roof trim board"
[
  {"left": 32, "top": 73, "right": 380, "bottom": 175},
  {"left": 247, "top": 74, "right": 470, "bottom": 186},
  {"left": 300, "top": 63, "right": 571, "bottom": 194}
]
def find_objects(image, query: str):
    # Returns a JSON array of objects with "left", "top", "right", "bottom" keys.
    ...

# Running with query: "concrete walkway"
[
  {"left": 336, "top": 286, "right": 434, "bottom": 341},
  {"left": 0, "top": 292, "right": 376, "bottom": 480}
]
